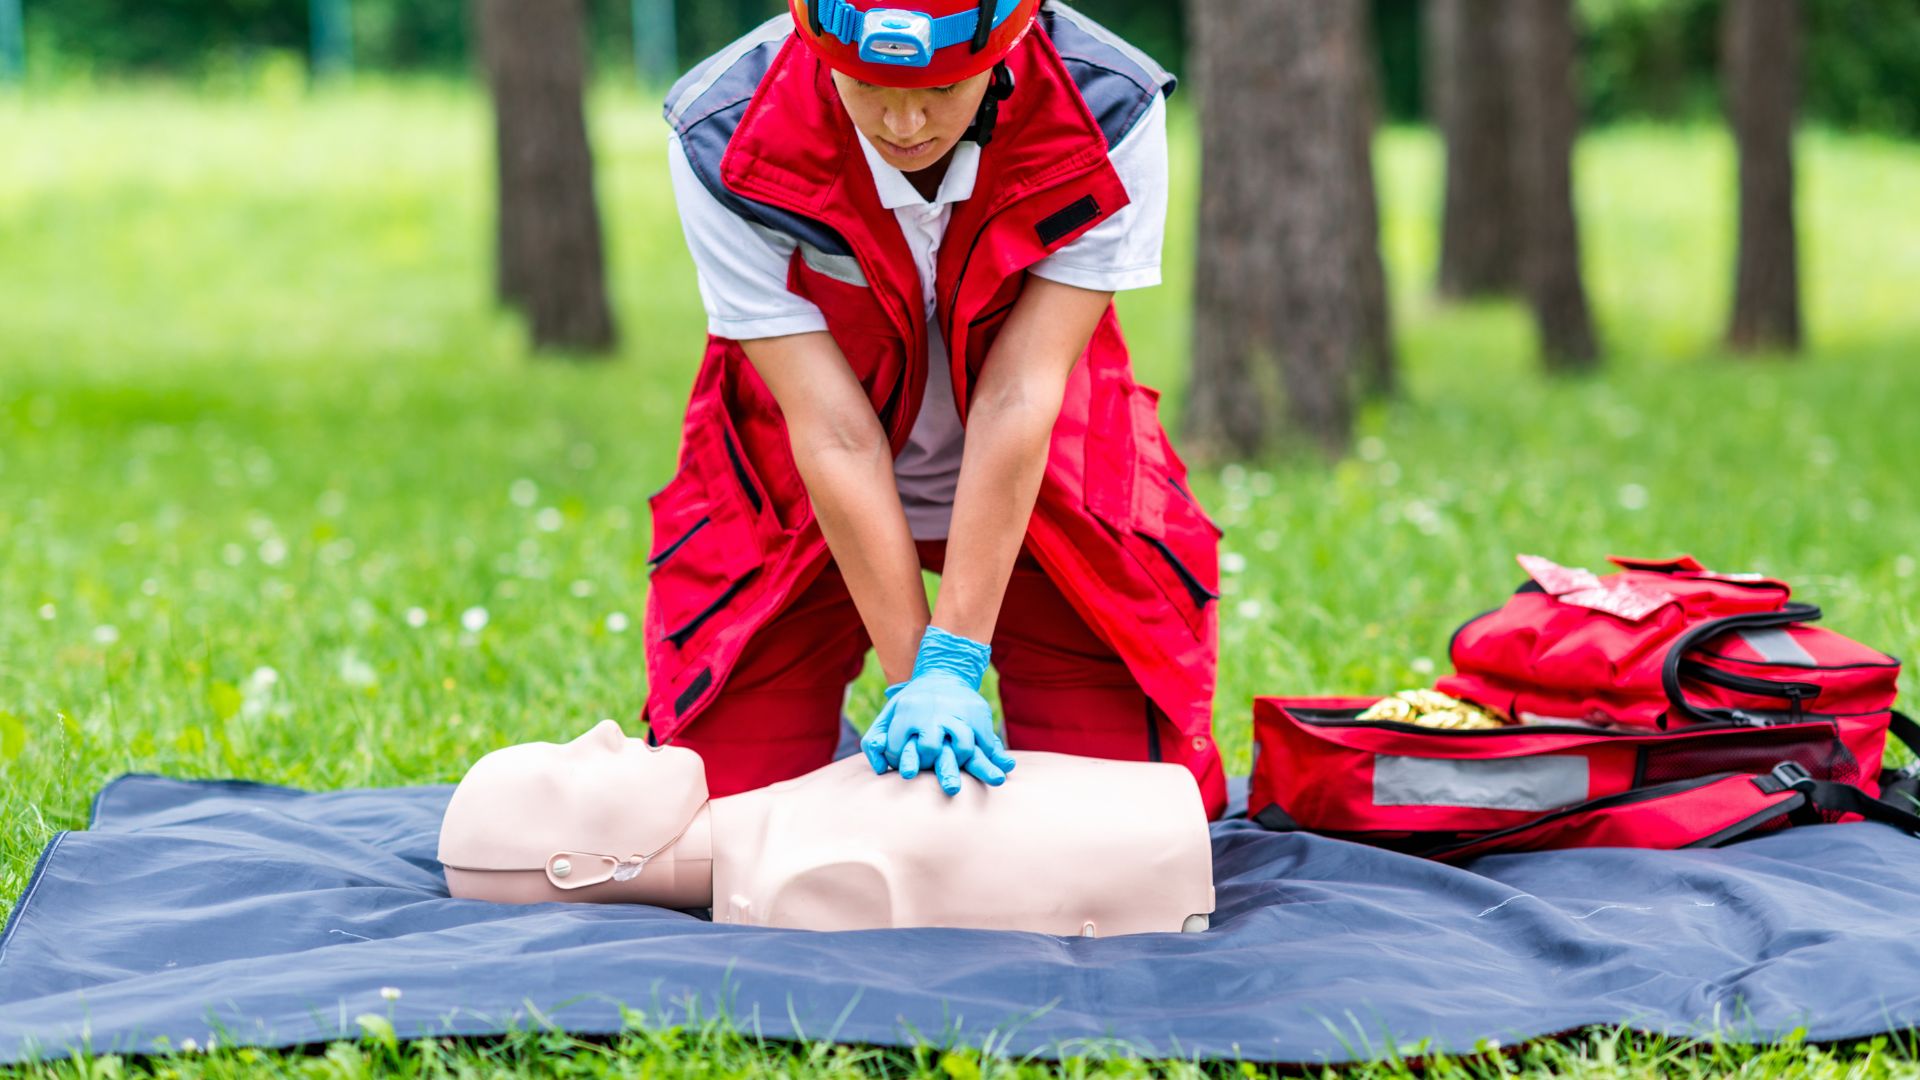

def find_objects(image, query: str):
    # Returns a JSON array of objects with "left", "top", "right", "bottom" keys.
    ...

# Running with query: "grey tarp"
[{"left": 5, "top": 767, "right": 1920, "bottom": 1065}]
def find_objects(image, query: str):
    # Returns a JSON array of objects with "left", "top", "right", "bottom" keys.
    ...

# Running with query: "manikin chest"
[{"left": 708, "top": 753, "right": 1215, "bottom": 936}]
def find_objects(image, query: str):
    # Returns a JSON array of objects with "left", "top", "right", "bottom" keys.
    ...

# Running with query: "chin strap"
[
  {"left": 538, "top": 799, "right": 711, "bottom": 891},
  {"left": 962, "top": 61, "right": 1015, "bottom": 148}
]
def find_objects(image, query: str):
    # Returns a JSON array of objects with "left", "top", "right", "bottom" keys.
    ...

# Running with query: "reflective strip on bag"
[
  {"left": 1737, "top": 627, "right": 1819, "bottom": 666},
  {"left": 1373, "top": 754, "right": 1590, "bottom": 812}
]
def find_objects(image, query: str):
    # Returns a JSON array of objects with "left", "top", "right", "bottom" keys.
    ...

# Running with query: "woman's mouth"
[{"left": 884, "top": 137, "right": 938, "bottom": 159}]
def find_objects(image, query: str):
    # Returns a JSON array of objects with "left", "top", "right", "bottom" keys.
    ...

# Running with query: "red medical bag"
[
  {"left": 1439, "top": 554, "right": 1900, "bottom": 732},
  {"left": 1247, "top": 554, "right": 1918, "bottom": 860}
]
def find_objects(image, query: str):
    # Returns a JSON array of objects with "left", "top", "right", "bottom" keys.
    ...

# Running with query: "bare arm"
[
  {"left": 933, "top": 276, "right": 1115, "bottom": 642},
  {"left": 739, "top": 331, "right": 927, "bottom": 684}
]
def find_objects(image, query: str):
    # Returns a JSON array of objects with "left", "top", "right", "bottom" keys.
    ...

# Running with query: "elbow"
[
  {"left": 972, "top": 374, "right": 1066, "bottom": 430},
  {"left": 794, "top": 402, "right": 889, "bottom": 466}
]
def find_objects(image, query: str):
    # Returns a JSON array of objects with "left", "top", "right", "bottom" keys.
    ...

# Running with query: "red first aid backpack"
[{"left": 1248, "top": 554, "right": 1920, "bottom": 861}]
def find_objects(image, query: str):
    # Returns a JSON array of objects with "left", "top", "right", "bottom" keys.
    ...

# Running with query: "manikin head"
[{"left": 437, "top": 719, "right": 713, "bottom": 907}]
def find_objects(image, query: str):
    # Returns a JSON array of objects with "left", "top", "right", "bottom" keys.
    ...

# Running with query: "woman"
[{"left": 646, "top": 0, "right": 1226, "bottom": 817}]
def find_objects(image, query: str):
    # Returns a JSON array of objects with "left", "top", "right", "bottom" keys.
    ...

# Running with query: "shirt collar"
[{"left": 856, "top": 131, "right": 981, "bottom": 210}]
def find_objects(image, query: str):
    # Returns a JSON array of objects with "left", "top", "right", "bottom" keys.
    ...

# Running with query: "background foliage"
[{"left": 15, "top": 0, "right": 1920, "bottom": 135}]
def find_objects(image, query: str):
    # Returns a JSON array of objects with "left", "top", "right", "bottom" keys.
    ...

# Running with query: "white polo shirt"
[{"left": 666, "top": 90, "right": 1168, "bottom": 540}]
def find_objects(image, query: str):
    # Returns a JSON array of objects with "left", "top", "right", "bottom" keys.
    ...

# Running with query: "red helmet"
[{"left": 789, "top": 0, "right": 1042, "bottom": 89}]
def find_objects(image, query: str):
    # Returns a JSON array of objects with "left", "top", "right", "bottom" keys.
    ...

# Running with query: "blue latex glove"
[{"left": 859, "top": 625, "right": 1016, "bottom": 796}]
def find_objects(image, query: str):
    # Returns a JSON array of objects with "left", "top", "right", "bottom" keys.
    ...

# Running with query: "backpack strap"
[
  {"left": 1659, "top": 603, "right": 1822, "bottom": 726},
  {"left": 1889, "top": 710, "right": 1920, "bottom": 757},
  {"left": 1751, "top": 760, "right": 1920, "bottom": 836}
]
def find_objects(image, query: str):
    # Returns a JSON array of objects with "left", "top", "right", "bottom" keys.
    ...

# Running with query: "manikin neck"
[{"left": 627, "top": 799, "right": 716, "bottom": 908}]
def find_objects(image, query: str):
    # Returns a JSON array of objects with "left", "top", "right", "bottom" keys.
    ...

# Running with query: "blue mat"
[{"left": 6, "top": 767, "right": 1920, "bottom": 1066}]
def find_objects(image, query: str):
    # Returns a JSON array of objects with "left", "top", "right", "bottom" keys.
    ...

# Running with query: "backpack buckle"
[{"left": 1767, "top": 760, "right": 1814, "bottom": 792}]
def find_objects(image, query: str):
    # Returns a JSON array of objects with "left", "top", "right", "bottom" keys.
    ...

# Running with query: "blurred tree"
[
  {"left": 1350, "top": 0, "right": 1396, "bottom": 399},
  {"left": 1184, "top": 0, "right": 1386, "bottom": 458},
  {"left": 1507, "top": 0, "right": 1599, "bottom": 370},
  {"left": 1723, "top": 0, "right": 1802, "bottom": 353},
  {"left": 632, "top": 0, "right": 676, "bottom": 85},
  {"left": 477, "top": 0, "right": 618, "bottom": 354},
  {"left": 1428, "top": 0, "right": 1519, "bottom": 299},
  {"left": 0, "top": 0, "right": 22, "bottom": 84},
  {"left": 308, "top": 0, "right": 350, "bottom": 80}
]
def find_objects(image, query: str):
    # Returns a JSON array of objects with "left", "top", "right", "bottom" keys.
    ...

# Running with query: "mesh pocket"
[{"left": 1639, "top": 730, "right": 1859, "bottom": 789}]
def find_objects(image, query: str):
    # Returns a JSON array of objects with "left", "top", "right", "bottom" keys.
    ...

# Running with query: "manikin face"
[
  {"left": 438, "top": 719, "right": 709, "bottom": 883},
  {"left": 831, "top": 68, "right": 994, "bottom": 172}
]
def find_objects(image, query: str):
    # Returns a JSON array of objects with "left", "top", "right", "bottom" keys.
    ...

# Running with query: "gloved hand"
[{"left": 859, "top": 625, "right": 1016, "bottom": 796}]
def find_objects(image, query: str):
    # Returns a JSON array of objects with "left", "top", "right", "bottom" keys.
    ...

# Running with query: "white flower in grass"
[
  {"left": 461, "top": 606, "right": 489, "bottom": 632},
  {"left": 379, "top": 985, "right": 402, "bottom": 1001},
  {"left": 37, "top": 603, "right": 55, "bottom": 620},
  {"left": 1617, "top": 483, "right": 1649, "bottom": 511},
  {"left": 1235, "top": 599, "right": 1264, "bottom": 620},
  {"left": 92, "top": 624, "right": 120, "bottom": 645},
  {"left": 605, "top": 612, "right": 630, "bottom": 634},
  {"left": 141, "top": 578, "right": 160, "bottom": 596},
  {"left": 510, "top": 479, "right": 538, "bottom": 507},
  {"left": 178, "top": 1037, "right": 199, "bottom": 1053},
  {"left": 1220, "top": 551, "right": 1246, "bottom": 575},
  {"left": 1357, "top": 436, "right": 1387, "bottom": 462},
  {"left": 258, "top": 536, "right": 288, "bottom": 566},
  {"left": 339, "top": 651, "right": 377, "bottom": 689},
  {"left": 1411, "top": 657, "right": 1436, "bottom": 676},
  {"left": 405, "top": 606, "right": 429, "bottom": 628},
  {"left": 221, "top": 543, "right": 246, "bottom": 567},
  {"left": 534, "top": 507, "right": 563, "bottom": 532},
  {"left": 1896, "top": 556, "right": 1916, "bottom": 579},
  {"left": 570, "top": 579, "right": 595, "bottom": 598}
]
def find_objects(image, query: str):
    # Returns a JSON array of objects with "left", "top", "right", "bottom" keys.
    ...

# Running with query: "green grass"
[{"left": 2, "top": 78, "right": 1919, "bottom": 1076}]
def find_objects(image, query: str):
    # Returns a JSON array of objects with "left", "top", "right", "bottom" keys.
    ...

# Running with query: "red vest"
[{"left": 647, "top": 15, "right": 1226, "bottom": 816}]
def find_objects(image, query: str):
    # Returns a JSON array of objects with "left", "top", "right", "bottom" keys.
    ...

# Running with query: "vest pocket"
[
  {"left": 1084, "top": 373, "right": 1222, "bottom": 638},
  {"left": 646, "top": 410, "right": 768, "bottom": 653}
]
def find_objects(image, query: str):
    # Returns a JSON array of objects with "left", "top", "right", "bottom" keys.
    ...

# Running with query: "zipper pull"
[{"left": 1784, "top": 686, "right": 1808, "bottom": 720}]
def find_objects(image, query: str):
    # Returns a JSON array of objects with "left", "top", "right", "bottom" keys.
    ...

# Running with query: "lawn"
[{"left": 1, "top": 79, "right": 1919, "bottom": 1076}]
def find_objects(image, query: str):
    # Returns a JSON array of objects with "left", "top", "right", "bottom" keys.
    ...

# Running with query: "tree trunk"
[
  {"left": 1428, "top": 0, "right": 1520, "bottom": 299},
  {"left": 1350, "top": 0, "right": 1396, "bottom": 399},
  {"left": 1723, "top": 0, "right": 1802, "bottom": 353},
  {"left": 477, "top": 0, "right": 618, "bottom": 354},
  {"left": 1184, "top": 0, "right": 1382, "bottom": 458},
  {"left": 1506, "top": 0, "right": 1598, "bottom": 371}
]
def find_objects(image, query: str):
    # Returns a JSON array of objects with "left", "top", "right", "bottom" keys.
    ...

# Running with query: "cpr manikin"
[{"left": 438, "top": 719, "right": 1214, "bottom": 937}]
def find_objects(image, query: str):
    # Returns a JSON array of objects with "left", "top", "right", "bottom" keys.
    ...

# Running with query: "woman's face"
[{"left": 831, "top": 68, "right": 994, "bottom": 172}]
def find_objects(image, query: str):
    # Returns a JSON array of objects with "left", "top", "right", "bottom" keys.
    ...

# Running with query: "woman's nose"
[{"left": 884, "top": 107, "right": 925, "bottom": 140}]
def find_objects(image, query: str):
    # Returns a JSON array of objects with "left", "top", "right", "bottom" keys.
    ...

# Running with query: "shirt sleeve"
[
  {"left": 1027, "top": 90, "right": 1168, "bottom": 293},
  {"left": 666, "top": 132, "right": 831, "bottom": 340}
]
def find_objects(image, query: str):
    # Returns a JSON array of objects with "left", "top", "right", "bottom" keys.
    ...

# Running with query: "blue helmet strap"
[{"left": 962, "top": 61, "right": 1015, "bottom": 147}]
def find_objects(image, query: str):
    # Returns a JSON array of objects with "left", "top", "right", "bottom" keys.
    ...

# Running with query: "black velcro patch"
[
  {"left": 674, "top": 666, "right": 714, "bottom": 716},
  {"left": 1035, "top": 195, "right": 1101, "bottom": 247}
]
